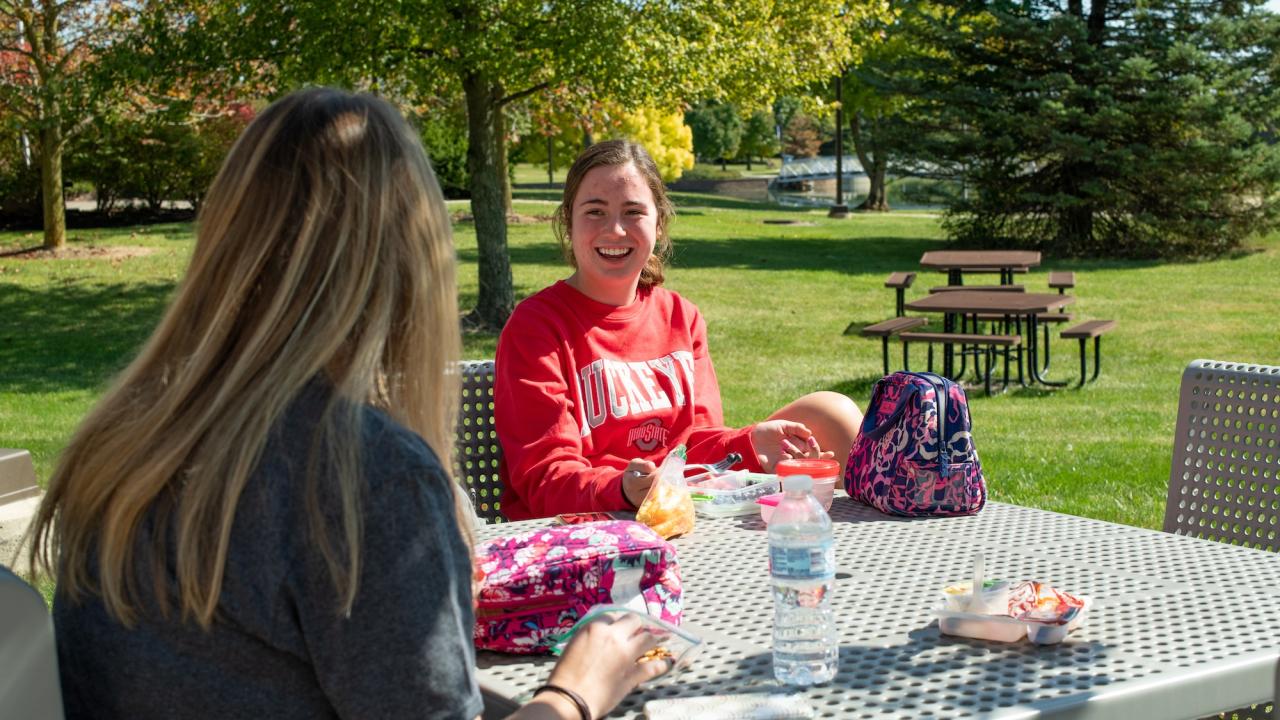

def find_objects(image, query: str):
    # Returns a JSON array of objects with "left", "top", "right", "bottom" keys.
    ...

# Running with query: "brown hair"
[
  {"left": 28, "top": 87, "right": 471, "bottom": 625},
  {"left": 552, "top": 139, "right": 675, "bottom": 288}
]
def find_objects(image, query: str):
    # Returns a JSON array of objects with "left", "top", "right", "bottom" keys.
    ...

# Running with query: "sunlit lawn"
[{"left": 3, "top": 192, "right": 1278, "bottom": 531}]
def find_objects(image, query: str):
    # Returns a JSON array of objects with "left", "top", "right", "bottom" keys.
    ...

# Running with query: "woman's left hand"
[{"left": 751, "top": 420, "right": 834, "bottom": 472}]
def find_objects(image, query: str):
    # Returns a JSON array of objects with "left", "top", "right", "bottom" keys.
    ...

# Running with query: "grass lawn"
[{"left": 3, "top": 194, "right": 1278, "bottom": 531}]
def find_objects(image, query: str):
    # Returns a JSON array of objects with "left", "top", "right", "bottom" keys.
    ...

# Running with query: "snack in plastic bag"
[
  {"left": 549, "top": 604, "right": 702, "bottom": 684},
  {"left": 636, "top": 445, "right": 696, "bottom": 539}
]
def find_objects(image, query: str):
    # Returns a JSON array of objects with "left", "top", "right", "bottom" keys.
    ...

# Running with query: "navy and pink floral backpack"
[{"left": 844, "top": 371, "right": 986, "bottom": 517}]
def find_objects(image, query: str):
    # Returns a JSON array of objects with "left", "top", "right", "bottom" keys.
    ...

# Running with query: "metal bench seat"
[
  {"left": 899, "top": 331, "right": 1022, "bottom": 395},
  {"left": 1061, "top": 319, "right": 1117, "bottom": 386},
  {"left": 861, "top": 317, "right": 928, "bottom": 375}
]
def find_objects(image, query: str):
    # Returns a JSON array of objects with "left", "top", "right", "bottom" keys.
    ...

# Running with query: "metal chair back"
[
  {"left": 0, "top": 565, "right": 64, "bottom": 719},
  {"left": 456, "top": 360, "right": 505, "bottom": 524},
  {"left": 1163, "top": 359, "right": 1280, "bottom": 549}
]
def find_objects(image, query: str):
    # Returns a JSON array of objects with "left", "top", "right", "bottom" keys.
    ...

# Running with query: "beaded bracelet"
[{"left": 534, "top": 683, "right": 593, "bottom": 720}]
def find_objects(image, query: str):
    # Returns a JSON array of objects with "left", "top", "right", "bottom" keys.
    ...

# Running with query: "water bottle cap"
[{"left": 782, "top": 474, "right": 813, "bottom": 493}]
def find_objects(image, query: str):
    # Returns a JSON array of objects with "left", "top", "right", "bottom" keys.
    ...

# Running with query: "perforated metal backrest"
[
  {"left": 455, "top": 360, "right": 505, "bottom": 524},
  {"left": 1163, "top": 359, "right": 1280, "bottom": 549},
  {"left": 0, "top": 565, "right": 64, "bottom": 719}
]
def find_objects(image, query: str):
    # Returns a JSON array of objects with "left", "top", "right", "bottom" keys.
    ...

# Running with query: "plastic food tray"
[
  {"left": 689, "top": 473, "right": 780, "bottom": 517},
  {"left": 935, "top": 597, "right": 1091, "bottom": 645}
]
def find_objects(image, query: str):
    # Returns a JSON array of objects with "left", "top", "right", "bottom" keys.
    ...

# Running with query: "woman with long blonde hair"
[{"left": 30, "top": 88, "right": 667, "bottom": 720}]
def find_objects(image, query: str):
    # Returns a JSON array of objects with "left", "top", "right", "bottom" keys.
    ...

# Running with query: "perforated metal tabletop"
[{"left": 475, "top": 501, "right": 1280, "bottom": 719}]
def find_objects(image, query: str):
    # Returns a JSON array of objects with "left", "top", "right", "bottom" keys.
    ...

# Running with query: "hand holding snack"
[
  {"left": 622, "top": 458, "right": 659, "bottom": 508},
  {"left": 752, "top": 420, "right": 834, "bottom": 471},
  {"left": 635, "top": 446, "right": 696, "bottom": 539},
  {"left": 538, "top": 613, "right": 672, "bottom": 720}
]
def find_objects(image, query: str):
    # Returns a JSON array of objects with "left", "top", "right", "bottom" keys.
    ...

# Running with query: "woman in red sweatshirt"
[{"left": 495, "top": 140, "right": 862, "bottom": 520}]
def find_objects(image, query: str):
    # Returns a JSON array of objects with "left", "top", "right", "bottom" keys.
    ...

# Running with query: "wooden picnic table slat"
[
  {"left": 919, "top": 250, "right": 1042, "bottom": 271},
  {"left": 905, "top": 290, "right": 1073, "bottom": 315}
]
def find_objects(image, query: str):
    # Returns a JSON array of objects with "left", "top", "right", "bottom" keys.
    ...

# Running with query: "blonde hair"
[
  {"left": 552, "top": 140, "right": 675, "bottom": 288},
  {"left": 28, "top": 88, "right": 470, "bottom": 625}
]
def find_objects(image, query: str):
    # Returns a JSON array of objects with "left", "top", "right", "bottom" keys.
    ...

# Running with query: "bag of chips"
[{"left": 636, "top": 445, "right": 696, "bottom": 539}]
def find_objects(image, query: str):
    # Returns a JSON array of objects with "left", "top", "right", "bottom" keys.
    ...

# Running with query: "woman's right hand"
[
  {"left": 530, "top": 613, "right": 672, "bottom": 719},
  {"left": 621, "top": 459, "right": 658, "bottom": 508}
]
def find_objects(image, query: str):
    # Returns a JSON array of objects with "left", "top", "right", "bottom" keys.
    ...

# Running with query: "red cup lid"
[{"left": 775, "top": 458, "right": 841, "bottom": 476}]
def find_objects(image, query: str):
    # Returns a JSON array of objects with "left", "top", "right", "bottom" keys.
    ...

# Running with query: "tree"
[
  {"left": 838, "top": 2, "right": 909, "bottom": 211},
  {"left": 146, "top": 0, "right": 870, "bottom": 329},
  {"left": 783, "top": 113, "right": 823, "bottom": 157},
  {"left": 1, "top": 0, "right": 132, "bottom": 249},
  {"left": 612, "top": 107, "right": 695, "bottom": 182},
  {"left": 687, "top": 101, "right": 743, "bottom": 170},
  {"left": 773, "top": 96, "right": 804, "bottom": 144},
  {"left": 737, "top": 109, "right": 780, "bottom": 170},
  {"left": 517, "top": 88, "right": 619, "bottom": 184},
  {"left": 891, "top": 0, "right": 1280, "bottom": 256}
]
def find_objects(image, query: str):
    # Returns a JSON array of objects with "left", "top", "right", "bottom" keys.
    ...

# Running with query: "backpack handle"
[{"left": 858, "top": 382, "right": 919, "bottom": 442}]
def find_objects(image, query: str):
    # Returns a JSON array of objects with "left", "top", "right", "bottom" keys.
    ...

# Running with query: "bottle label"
[{"left": 769, "top": 539, "right": 835, "bottom": 580}]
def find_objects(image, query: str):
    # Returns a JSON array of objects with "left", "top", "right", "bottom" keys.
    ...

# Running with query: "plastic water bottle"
[{"left": 769, "top": 474, "right": 838, "bottom": 685}]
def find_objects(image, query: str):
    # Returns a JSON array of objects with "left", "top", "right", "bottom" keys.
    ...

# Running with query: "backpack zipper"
[
  {"left": 907, "top": 371, "right": 951, "bottom": 470},
  {"left": 475, "top": 593, "right": 581, "bottom": 618}
]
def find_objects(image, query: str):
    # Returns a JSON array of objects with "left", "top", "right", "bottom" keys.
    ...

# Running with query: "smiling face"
[{"left": 565, "top": 162, "right": 659, "bottom": 306}]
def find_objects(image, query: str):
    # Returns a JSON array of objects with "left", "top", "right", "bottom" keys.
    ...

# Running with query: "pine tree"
[{"left": 889, "top": 0, "right": 1280, "bottom": 257}]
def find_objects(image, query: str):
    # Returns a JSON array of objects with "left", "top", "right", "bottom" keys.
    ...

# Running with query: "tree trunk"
[
  {"left": 38, "top": 123, "right": 66, "bottom": 250},
  {"left": 494, "top": 99, "right": 513, "bottom": 216},
  {"left": 463, "top": 71, "right": 515, "bottom": 331},
  {"left": 719, "top": 157, "right": 726, "bottom": 171},
  {"left": 859, "top": 162, "right": 889, "bottom": 212},
  {"left": 746, "top": 155, "right": 752, "bottom": 171},
  {"left": 850, "top": 111, "right": 890, "bottom": 212}
]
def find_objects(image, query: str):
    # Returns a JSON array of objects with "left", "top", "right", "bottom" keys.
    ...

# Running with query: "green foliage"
[
  {"left": 738, "top": 110, "right": 780, "bottom": 164},
  {"left": 135, "top": 0, "right": 886, "bottom": 327},
  {"left": 417, "top": 112, "right": 471, "bottom": 199},
  {"left": 0, "top": 125, "right": 39, "bottom": 217},
  {"left": 885, "top": 0, "right": 1280, "bottom": 258},
  {"left": 687, "top": 101, "right": 744, "bottom": 164},
  {"left": 773, "top": 96, "right": 804, "bottom": 138},
  {"left": 65, "top": 103, "right": 252, "bottom": 213}
]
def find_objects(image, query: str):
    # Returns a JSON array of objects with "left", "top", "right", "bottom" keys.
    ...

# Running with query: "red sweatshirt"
[{"left": 495, "top": 281, "right": 758, "bottom": 520}]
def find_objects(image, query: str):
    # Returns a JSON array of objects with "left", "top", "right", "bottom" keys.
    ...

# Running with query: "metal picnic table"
[
  {"left": 920, "top": 250, "right": 1043, "bottom": 286},
  {"left": 475, "top": 501, "right": 1280, "bottom": 719},
  {"left": 903, "top": 291, "right": 1075, "bottom": 386}
]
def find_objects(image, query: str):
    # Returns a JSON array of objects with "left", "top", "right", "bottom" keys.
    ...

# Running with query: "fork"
[{"left": 685, "top": 452, "right": 743, "bottom": 476}]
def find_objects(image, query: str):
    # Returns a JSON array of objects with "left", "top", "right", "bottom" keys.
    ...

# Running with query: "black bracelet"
[{"left": 534, "top": 683, "right": 593, "bottom": 720}]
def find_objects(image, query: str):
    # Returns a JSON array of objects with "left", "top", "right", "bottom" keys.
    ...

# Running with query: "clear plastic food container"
[
  {"left": 936, "top": 598, "right": 1090, "bottom": 644},
  {"left": 689, "top": 472, "right": 780, "bottom": 517},
  {"left": 936, "top": 580, "right": 1090, "bottom": 645},
  {"left": 940, "top": 579, "right": 1012, "bottom": 615},
  {"left": 775, "top": 459, "right": 840, "bottom": 511}
]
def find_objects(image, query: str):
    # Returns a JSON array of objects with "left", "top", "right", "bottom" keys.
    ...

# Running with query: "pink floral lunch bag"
[
  {"left": 473, "top": 520, "right": 683, "bottom": 654},
  {"left": 844, "top": 371, "right": 986, "bottom": 517}
]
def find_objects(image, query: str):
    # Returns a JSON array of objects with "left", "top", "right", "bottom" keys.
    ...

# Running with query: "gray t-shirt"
[{"left": 53, "top": 385, "right": 484, "bottom": 719}]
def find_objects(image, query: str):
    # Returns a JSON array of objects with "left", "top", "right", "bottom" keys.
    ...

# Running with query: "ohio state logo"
[{"left": 627, "top": 418, "right": 669, "bottom": 452}]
